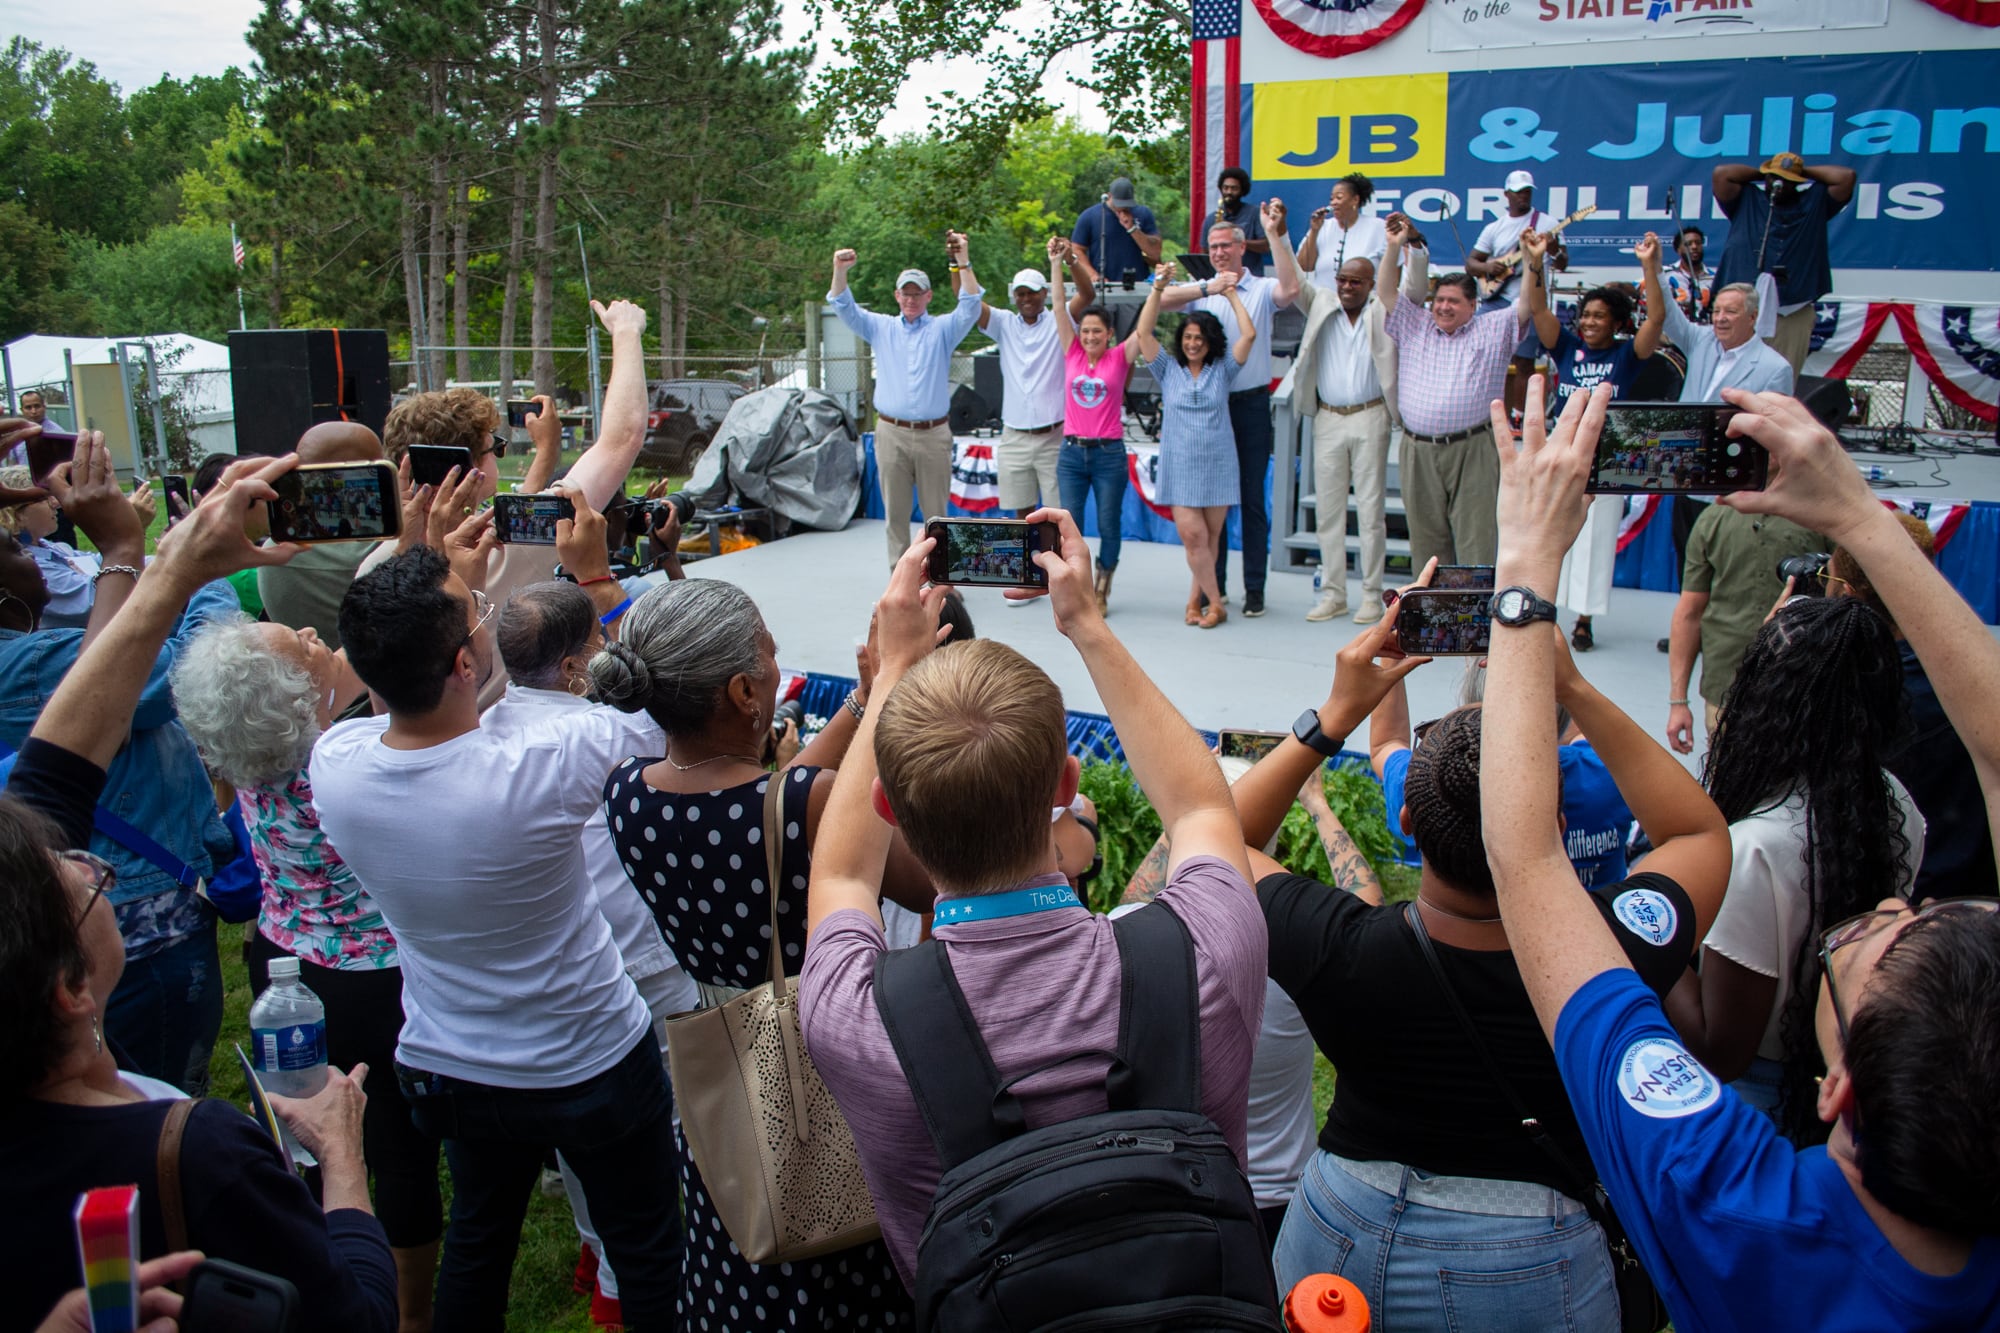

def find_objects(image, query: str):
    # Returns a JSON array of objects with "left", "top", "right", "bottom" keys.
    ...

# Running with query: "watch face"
[{"left": 1495, "top": 588, "right": 1529, "bottom": 621}]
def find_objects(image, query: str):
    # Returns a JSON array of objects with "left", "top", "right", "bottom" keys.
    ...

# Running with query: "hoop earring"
[
  {"left": 92, "top": 1018, "right": 102, "bottom": 1057},
  {"left": 567, "top": 674, "right": 590, "bottom": 698}
]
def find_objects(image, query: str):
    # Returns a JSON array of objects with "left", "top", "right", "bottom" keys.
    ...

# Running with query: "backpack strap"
[
  {"left": 1106, "top": 902, "right": 1201, "bottom": 1116},
  {"left": 156, "top": 1098, "right": 196, "bottom": 1256}
]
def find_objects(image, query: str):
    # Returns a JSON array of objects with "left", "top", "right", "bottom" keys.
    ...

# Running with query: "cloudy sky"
[{"left": 0, "top": 0, "right": 1105, "bottom": 139}]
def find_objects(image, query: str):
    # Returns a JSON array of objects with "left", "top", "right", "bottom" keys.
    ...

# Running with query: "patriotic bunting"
[{"left": 948, "top": 437, "right": 1002, "bottom": 514}]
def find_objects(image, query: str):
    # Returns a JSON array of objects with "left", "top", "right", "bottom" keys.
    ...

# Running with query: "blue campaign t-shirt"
[
  {"left": 1381, "top": 741, "right": 1632, "bottom": 885},
  {"left": 1072, "top": 203, "right": 1161, "bottom": 285},
  {"left": 1554, "top": 968, "right": 2000, "bottom": 1333},
  {"left": 1542, "top": 328, "right": 1646, "bottom": 415}
]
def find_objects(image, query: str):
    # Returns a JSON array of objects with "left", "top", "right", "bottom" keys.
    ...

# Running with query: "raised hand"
[
  {"left": 1519, "top": 229, "right": 1547, "bottom": 265},
  {"left": 874, "top": 537, "right": 947, "bottom": 675},
  {"left": 442, "top": 507, "right": 498, "bottom": 594},
  {"left": 832, "top": 247, "right": 859, "bottom": 273},
  {"left": 426, "top": 464, "right": 485, "bottom": 552},
  {"left": 1635, "top": 231, "right": 1661, "bottom": 270},
  {"left": 1326, "top": 593, "right": 1429, "bottom": 727},
  {"left": 0, "top": 416, "right": 40, "bottom": 465},
  {"left": 1047, "top": 234, "right": 1069, "bottom": 262},
  {"left": 45, "top": 434, "right": 144, "bottom": 558},
  {"left": 150, "top": 454, "right": 306, "bottom": 587},
  {"left": 553, "top": 486, "right": 610, "bottom": 581},
  {"left": 1152, "top": 261, "right": 1177, "bottom": 285},
  {"left": 394, "top": 454, "right": 433, "bottom": 553},
  {"left": 1020, "top": 506, "right": 1099, "bottom": 637},
  {"left": 1211, "top": 268, "right": 1241, "bottom": 294},
  {"left": 591, "top": 297, "right": 648, "bottom": 338},
  {"left": 1716, "top": 388, "right": 1880, "bottom": 542},
  {"left": 1490, "top": 377, "right": 1606, "bottom": 572},
  {"left": 1261, "top": 198, "right": 1288, "bottom": 237},
  {"left": 945, "top": 231, "right": 969, "bottom": 263},
  {"left": 1385, "top": 213, "right": 1411, "bottom": 246},
  {"left": 525, "top": 393, "right": 561, "bottom": 454},
  {"left": 127, "top": 479, "right": 157, "bottom": 529}
]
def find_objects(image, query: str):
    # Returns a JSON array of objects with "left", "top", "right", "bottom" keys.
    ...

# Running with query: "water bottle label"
[{"left": 253, "top": 1022, "right": 327, "bottom": 1073}]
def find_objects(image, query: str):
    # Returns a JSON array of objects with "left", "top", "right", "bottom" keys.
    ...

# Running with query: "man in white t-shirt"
[
  {"left": 309, "top": 512, "right": 681, "bottom": 1331},
  {"left": 1468, "top": 170, "right": 1566, "bottom": 310},
  {"left": 965, "top": 250, "right": 1096, "bottom": 516}
]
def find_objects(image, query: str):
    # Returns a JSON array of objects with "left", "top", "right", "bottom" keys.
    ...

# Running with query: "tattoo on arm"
[
  {"left": 1120, "top": 837, "right": 1171, "bottom": 905},
  {"left": 1319, "top": 817, "right": 1384, "bottom": 905}
]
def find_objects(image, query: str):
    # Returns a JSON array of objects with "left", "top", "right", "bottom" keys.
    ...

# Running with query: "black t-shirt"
[{"left": 1258, "top": 870, "right": 1696, "bottom": 1195}]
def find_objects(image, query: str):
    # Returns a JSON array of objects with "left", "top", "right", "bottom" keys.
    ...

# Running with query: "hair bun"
[{"left": 589, "top": 638, "right": 653, "bottom": 712}]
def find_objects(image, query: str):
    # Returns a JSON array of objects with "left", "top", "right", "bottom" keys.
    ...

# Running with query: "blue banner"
[{"left": 1246, "top": 49, "right": 1997, "bottom": 273}]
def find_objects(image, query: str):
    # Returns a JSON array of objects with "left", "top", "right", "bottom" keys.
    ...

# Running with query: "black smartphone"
[
  {"left": 179, "top": 1258, "right": 300, "bottom": 1333},
  {"left": 1177, "top": 253, "right": 1218, "bottom": 281},
  {"left": 266, "top": 462, "right": 400, "bottom": 544},
  {"left": 1587, "top": 403, "right": 1759, "bottom": 495},
  {"left": 924, "top": 518, "right": 1060, "bottom": 589},
  {"left": 1430, "top": 564, "right": 1495, "bottom": 591},
  {"left": 1217, "top": 729, "right": 1286, "bottom": 761},
  {"left": 1395, "top": 589, "right": 1492, "bottom": 657},
  {"left": 163, "top": 473, "right": 193, "bottom": 515},
  {"left": 406, "top": 443, "right": 473, "bottom": 489},
  {"left": 505, "top": 399, "right": 539, "bottom": 430},
  {"left": 25, "top": 430, "right": 76, "bottom": 481},
  {"left": 493, "top": 492, "right": 574, "bottom": 545}
]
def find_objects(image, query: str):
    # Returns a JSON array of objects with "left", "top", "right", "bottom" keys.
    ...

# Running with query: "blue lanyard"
[{"left": 933, "top": 882, "right": 1081, "bottom": 929}]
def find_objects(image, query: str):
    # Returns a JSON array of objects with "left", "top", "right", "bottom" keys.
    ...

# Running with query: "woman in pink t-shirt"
[{"left": 1052, "top": 236, "right": 1164, "bottom": 616}]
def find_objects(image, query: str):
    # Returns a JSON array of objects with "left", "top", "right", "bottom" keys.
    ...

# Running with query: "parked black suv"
[{"left": 642, "top": 379, "right": 743, "bottom": 474}]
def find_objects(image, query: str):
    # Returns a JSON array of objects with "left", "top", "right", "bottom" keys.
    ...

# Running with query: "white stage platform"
[{"left": 675, "top": 520, "right": 1700, "bottom": 768}]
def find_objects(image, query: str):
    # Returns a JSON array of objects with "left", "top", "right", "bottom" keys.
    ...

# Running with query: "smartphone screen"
[
  {"left": 25, "top": 431, "right": 75, "bottom": 481},
  {"left": 406, "top": 444, "right": 473, "bottom": 489},
  {"left": 1587, "top": 403, "right": 1759, "bottom": 495},
  {"left": 1395, "top": 589, "right": 1492, "bottom": 657},
  {"left": 267, "top": 462, "right": 400, "bottom": 544},
  {"left": 505, "top": 399, "right": 538, "bottom": 430},
  {"left": 494, "top": 493, "right": 573, "bottom": 545},
  {"left": 924, "top": 518, "right": 1059, "bottom": 589},
  {"left": 163, "top": 474, "right": 193, "bottom": 513},
  {"left": 1217, "top": 729, "right": 1286, "bottom": 761},
  {"left": 1430, "top": 565, "right": 1495, "bottom": 591}
]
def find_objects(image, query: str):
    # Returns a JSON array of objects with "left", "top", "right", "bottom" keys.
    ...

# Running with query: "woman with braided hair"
[
  {"left": 1230, "top": 590, "right": 1730, "bottom": 1331},
  {"left": 1665, "top": 594, "right": 1924, "bottom": 1143}
]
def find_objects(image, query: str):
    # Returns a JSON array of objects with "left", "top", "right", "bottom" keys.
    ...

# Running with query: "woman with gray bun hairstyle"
[
  {"left": 170, "top": 615, "right": 443, "bottom": 1329},
  {"left": 591, "top": 578, "right": 930, "bottom": 1327}
]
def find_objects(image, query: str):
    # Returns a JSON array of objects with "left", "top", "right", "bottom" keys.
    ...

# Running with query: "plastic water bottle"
[
  {"left": 1857, "top": 465, "right": 1893, "bottom": 482},
  {"left": 1284, "top": 1274, "right": 1371, "bottom": 1331},
  {"left": 250, "top": 957, "right": 328, "bottom": 1164}
]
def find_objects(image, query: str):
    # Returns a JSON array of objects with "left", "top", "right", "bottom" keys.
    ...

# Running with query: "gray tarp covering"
[{"left": 681, "top": 387, "right": 861, "bottom": 533}]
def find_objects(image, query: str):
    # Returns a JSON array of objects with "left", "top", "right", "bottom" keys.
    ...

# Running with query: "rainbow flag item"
[{"left": 73, "top": 1185, "right": 140, "bottom": 1333}]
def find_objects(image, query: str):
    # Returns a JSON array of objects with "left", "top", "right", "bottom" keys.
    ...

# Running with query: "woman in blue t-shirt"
[{"left": 1522, "top": 230, "right": 1667, "bottom": 651}]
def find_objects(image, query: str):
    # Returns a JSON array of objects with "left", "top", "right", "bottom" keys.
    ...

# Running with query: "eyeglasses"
[
  {"left": 459, "top": 588, "right": 495, "bottom": 655},
  {"left": 1818, "top": 897, "right": 1998, "bottom": 1048},
  {"left": 59, "top": 849, "right": 116, "bottom": 924},
  {"left": 1412, "top": 717, "right": 1442, "bottom": 748},
  {"left": 488, "top": 433, "right": 509, "bottom": 459}
]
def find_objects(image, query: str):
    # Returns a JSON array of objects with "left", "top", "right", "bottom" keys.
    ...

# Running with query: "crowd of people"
[{"left": 3, "top": 150, "right": 1996, "bottom": 1333}]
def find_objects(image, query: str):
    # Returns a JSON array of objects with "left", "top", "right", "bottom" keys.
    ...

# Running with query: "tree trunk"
[
  {"left": 401, "top": 189, "right": 426, "bottom": 389},
  {"left": 424, "top": 62, "right": 451, "bottom": 388},
  {"left": 267, "top": 238, "right": 284, "bottom": 327},
  {"left": 452, "top": 179, "right": 472, "bottom": 384},
  {"left": 499, "top": 160, "right": 526, "bottom": 401},
  {"left": 530, "top": 0, "right": 559, "bottom": 397}
]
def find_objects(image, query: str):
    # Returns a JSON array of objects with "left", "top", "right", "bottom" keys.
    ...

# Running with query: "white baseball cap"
[
  {"left": 1010, "top": 269, "right": 1049, "bottom": 294},
  {"left": 1504, "top": 170, "right": 1536, "bottom": 192},
  {"left": 895, "top": 269, "right": 932, "bottom": 291}
]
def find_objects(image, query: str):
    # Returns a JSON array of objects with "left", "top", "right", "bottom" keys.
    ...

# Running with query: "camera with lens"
[
  {"left": 771, "top": 697, "right": 804, "bottom": 737},
  {"left": 623, "top": 492, "right": 697, "bottom": 540},
  {"left": 1776, "top": 551, "right": 1831, "bottom": 596}
]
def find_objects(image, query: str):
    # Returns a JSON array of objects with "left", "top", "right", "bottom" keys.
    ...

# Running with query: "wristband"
[
  {"left": 600, "top": 597, "right": 632, "bottom": 626},
  {"left": 844, "top": 690, "right": 866, "bottom": 722},
  {"left": 92, "top": 564, "right": 142, "bottom": 585},
  {"left": 576, "top": 573, "right": 617, "bottom": 587},
  {"left": 1667, "top": 698, "right": 1689, "bottom": 706}
]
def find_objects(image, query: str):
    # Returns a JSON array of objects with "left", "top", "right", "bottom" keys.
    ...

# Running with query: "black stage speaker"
[
  {"left": 948, "top": 383, "right": 996, "bottom": 435},
  {"left": 229, "top": 329, "right": 391, "bottom": 455},
  {"left": 1794, "top": 374, "right": 1852, "bottom": 432},
  {"left": 972, "top": 353, "right": 1004, "bottom": 421}
]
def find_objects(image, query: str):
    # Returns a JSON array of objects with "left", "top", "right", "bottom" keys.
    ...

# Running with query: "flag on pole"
[
  {"left": 231, "top": 225, "right": 245, "bottom": 268},
  {"left": 1190, "top": 0, "right": 1243, "bottom": 249}
]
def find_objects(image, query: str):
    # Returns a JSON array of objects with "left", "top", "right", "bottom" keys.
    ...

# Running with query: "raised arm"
[
  {"left": 1264, "top": 200, "right": 1299, "bottom": 308},
  {"left": 1710, "top": 162, "right": 1762, "bottom": 208},
  {"left": 1067, "top": 243, "right": 1097, "bottom": 318},
  {"left": 43, "top": 434, "right": 147, "bottom": 651},
  {"left": 829, "top": 246, "right": 857, "bottom": 299},
  {"left": 1806, "top": 161, "right": 1857, "bottom": 210},
  {"left": 1632, "top": 233, "right": 1667, "bottom": 360},
  {"left": 1223, "top": 282, "right": 1256, "bottom": 367},
  {"left": 1133, "top": 263, "right": 1171, "bottom": 363},
  {"left": 1482, "top": 381, "right": 1634, "bottom": 1042},
  {"left": 1266, "top": 199, "right": 1307, "bottom": 312},
  {"left": 1296, "top": 206, "right": 1325, "bottom": 274},
  {"left": 1521, "top": 230, "right": 1560, "bottom": 351},
  {"left": 516, "top": 394, "right": 563, "bottom": 495},
  {"left": 561, "top": 300, "right": 651, "bottom": 513},
  {"left": 1377, "top": 216, "right": 1409, "bottom": 316},
  {"left": 1049, "top": 235, "right": 1077, "bottom": 351}
]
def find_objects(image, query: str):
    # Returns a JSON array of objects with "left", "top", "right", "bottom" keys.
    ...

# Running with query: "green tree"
[
  {"left": 0, "top": 37, "right": 150, "bottom": 243},
  {"left": 68, "top": 222, "right": 240, "bottom": 340},
  {"left": 0, "top": 201, "right": 97, "bottom": 339}
]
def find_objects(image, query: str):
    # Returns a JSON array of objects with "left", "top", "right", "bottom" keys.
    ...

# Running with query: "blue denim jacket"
[{"left": 0, "top": 580, "right": 240, "bottom": 952}]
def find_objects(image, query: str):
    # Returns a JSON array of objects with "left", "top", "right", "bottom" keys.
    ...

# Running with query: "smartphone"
[
  {"left": 1587, "top": 403, "right": 1760, "bottom": 495},
  {"left": 924, "top": 518, "right": 1060, "bottom": 589},
  {"left": 505, "top": 399, "right": 539, "bottom": 430},
  {"left": 1430, "top": 564, "right": 1495, "bottom": 591},
  {"left": 406, "top": 443, "right": 473, "bottom": 489},
  {"left": 25, "top": 430, "right": 76, "bottom": 481},
  {"left": 163, "top": 474, "right": 193, "bottom": 514},
  {"left": 493, "top": 492, "right": 574, "bottom": 545},
  {"left": 179, "top": 1258, "right": 300, "bottom": 1333},
  {"left": 1395, "top": 589, "right": 1492, "bottom": 657},
  {"left": 1217, "top": 729, "right": 1286, "bottom": 762},
  {"left": 266, "top": 462, "right": 400, "bottom": 544}
]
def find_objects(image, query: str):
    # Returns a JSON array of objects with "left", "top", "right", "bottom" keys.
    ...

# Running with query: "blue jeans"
[
  {"left": 1729, "top": 1055, "right": 1787, "bottom": 1128},
  {"left": 1216, "top": 388, "right": 1273, "bottom": 597},
  {"left": 1273, "top": 1151, "right": 1620, "bottom": 1333},
  {"left": 1058, "top": 437, "right": 1128, "bottom": 571},
  {"left": 105, "top": 918, "right": 222, "bottom": 1097},
  {"left": 400, "top": 1033, "right": 683, "bottom": 1333}
]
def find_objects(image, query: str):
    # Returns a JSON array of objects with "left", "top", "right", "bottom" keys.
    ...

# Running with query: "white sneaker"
[
  {"left": 1305, "top": 591, "right": 1349, "bottom": 622},
  {"left": 1352, "top": 598, "right": 1386, "bottom": 625}
]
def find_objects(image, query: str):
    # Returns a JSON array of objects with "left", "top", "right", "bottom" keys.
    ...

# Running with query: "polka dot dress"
[{"left": 605, "top": 761, "right": 913, "bottom": 1329}]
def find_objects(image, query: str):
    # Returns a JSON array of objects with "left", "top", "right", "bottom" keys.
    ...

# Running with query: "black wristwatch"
[
  {"left": 1292, "top": 707, "right": 1344, "bottom": 758},
  {"left": 1490, "top": 585, "right": 1559, "bottom": 628}
]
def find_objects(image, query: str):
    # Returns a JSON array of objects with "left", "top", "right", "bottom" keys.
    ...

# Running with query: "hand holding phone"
[
  {"left": 1394, "top": 589, "right": 1493, "bottom": 656},
  {"left": 406, "top": 444, "right": 473, "bottom": 489},
  {"left": 923, "top": 518, "right": 1060, "bottom": 590},
  {"left": 1587, "top": 403, "right": 1758, "bottom": 495},
  {"left": 493, "top": 493, "right": 574, "bottom": 545},
  {"left": 267, "top": 462, "right": 401, "bottom": 544}
]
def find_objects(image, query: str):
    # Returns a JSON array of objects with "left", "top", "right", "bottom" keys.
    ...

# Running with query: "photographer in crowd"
[{"left": 1481, "top": 382, "right": 2000, "bottom": 1332}]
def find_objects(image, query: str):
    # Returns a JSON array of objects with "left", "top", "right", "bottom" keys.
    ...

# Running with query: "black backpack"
[{"left": 873, "top": 902, "right": 1283, "bottom": 1332}]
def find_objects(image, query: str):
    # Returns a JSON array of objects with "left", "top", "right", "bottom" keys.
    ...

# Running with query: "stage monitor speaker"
[
  {"left": 1795, "top": 374, "right": 1852, "bottom": 432},
  {"left": 947, "top": 383, "right": 994, "bottom": 436},
  {"left": 229, "top": 329, "right": 391, "bottom": 455},
  {"left": 972, "top": 353, "right": 1004, "bottom": 420}
]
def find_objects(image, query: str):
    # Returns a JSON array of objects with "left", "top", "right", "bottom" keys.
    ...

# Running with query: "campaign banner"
[
  {"left": 1430, "top": 0, "right": 1888, "bottom": 53},
  {"left": 1245, "top": 48, "right": 1999, "bottom": 274}
]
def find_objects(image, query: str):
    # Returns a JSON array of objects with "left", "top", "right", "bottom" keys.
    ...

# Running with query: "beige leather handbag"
[{"left": 663, "top": 771, "right": 881, "bottom": 1263}]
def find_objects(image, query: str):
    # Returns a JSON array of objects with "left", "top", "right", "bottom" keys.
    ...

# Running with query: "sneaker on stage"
[
  {"left": 1305, "top": 591, "right": 1348, "bottom": 622},
  {"left": 1243, "top": 590, "right": 1266, "bottom": 617},
  {"left": 1352, "top": 598, "right": 1385, "bottom": 625}
]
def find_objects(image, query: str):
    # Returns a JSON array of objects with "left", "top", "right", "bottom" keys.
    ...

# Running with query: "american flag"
[
  {"left": 1191, "top": 0, "right": 1242, "bottom": 249},
  {"left": 232, "top": 226, "right": 245, "bottom": 268}
]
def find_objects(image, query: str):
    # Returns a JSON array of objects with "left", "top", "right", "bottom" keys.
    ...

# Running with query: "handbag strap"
[
  {"left": 0, "top": 736, "right": 201, "bottom": 887},
  {"left": 764, "top": 772, "right": 788, "bottom": 998},
  {"left": 156, "top": 1098, "right": 195, "bottom": 1255},
  {"left": 1399, "top": 902, "right": 1602, "bottom": 1206}
]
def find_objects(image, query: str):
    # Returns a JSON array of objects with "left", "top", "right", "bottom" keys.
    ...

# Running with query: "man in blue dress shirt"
[{"left": 831, "top": 234, "right": 985, "bottom": 566}]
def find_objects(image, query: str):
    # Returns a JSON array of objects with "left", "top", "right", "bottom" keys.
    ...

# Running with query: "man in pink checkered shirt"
[{"left": 1378, "top": 215, "right": 1539, "bottom": 571}]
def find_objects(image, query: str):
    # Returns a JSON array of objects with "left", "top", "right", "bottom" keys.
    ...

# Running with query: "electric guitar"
[{"left": 1475, "top": 206, "right": 1597, "bottom": 302}]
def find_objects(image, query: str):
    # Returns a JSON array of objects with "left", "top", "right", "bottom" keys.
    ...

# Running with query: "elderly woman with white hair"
[{"left": 169, "top": 616, "right": 443, "bottom": 1332}]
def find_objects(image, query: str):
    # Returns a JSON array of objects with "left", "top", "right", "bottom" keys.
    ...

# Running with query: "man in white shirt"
[
  {"left": 966, "top": 255, "right": 1095, "bottom": 516},
  {"left": 1468, "top": 170, "right": 1566, "bottom": 310},
  {"left": 1161, "top": 207, "right": 1300, "bottom": 617},
  {"left": 1269, "top": 201, "right": 1428, "bottom": 625},
  {"left": 310, "top": 512, "right": 682, "bottom": 1331}
]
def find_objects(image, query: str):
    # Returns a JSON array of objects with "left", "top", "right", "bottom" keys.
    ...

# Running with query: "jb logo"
[
  {"left": 1254, "top": 75, "right": 1448, "bottom": 181},
  {"left": 1072, "top": 376, "right": 1108, "bottom": 409}
]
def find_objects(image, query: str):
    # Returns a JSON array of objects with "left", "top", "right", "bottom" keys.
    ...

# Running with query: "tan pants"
[
  {"left": 1313, "top": 402, "right": 1392, "bottom": 600},
  {"left": 1399, "top": 426, "right": 1499, "bottom": 573},
  {"left": 1767, "top": 305, "right": 1814, "bottom": 379},
  {"left": 875, "top": 419, "right": 953, "bottom": 566},
  {"left": 996, "top": 426, "right": 1061, "bottom": 510}
]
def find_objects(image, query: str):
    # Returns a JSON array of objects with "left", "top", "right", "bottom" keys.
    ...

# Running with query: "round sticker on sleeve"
[
  {"left": 1617, "top": 1038, "right": 1721, "bottom": 1119},
  {"left": 1612, "top": 888, "right": 1678, "bottom": 947}
]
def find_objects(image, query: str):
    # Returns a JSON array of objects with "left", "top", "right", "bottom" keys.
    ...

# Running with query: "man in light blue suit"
[{"left": 1644, "top": 241, "right": 1794, "bottom": 401}]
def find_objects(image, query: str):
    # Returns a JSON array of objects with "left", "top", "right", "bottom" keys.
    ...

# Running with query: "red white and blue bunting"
[
  {"left": 1805, "top": 300, "right": 2000, "bottom": 424},
  {"left": 948, "top": 436, "right": 1002, "bottom": 513},
  {"left": 1250, "top": 0, "right": 1425, "bottom": 57}
]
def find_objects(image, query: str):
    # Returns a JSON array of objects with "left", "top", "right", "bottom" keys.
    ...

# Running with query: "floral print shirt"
[{"left": 240, "top": 771, "right": 398, "bottom": 971}]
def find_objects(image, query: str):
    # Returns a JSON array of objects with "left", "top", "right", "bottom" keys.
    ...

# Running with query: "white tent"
[{"left": 3, "top": 333, "right": 232, "bottom": 391}]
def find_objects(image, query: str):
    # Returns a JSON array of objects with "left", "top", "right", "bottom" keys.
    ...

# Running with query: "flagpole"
[{"left": 231, "top": 223, "right": 248, "bottom": 331}]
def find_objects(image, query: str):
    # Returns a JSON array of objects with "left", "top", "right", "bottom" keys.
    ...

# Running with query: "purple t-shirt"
[
  {"left": 799, "top": 857, "right": 1267, "bottom": 1289},
  {"left": 1063, "top": 339, "right": 1132, "bottom": 439}
]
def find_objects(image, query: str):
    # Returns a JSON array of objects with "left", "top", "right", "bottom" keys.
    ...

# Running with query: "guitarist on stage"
[{"left": 1467, "top": 169, "right": 1567, "bottom": 311}]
